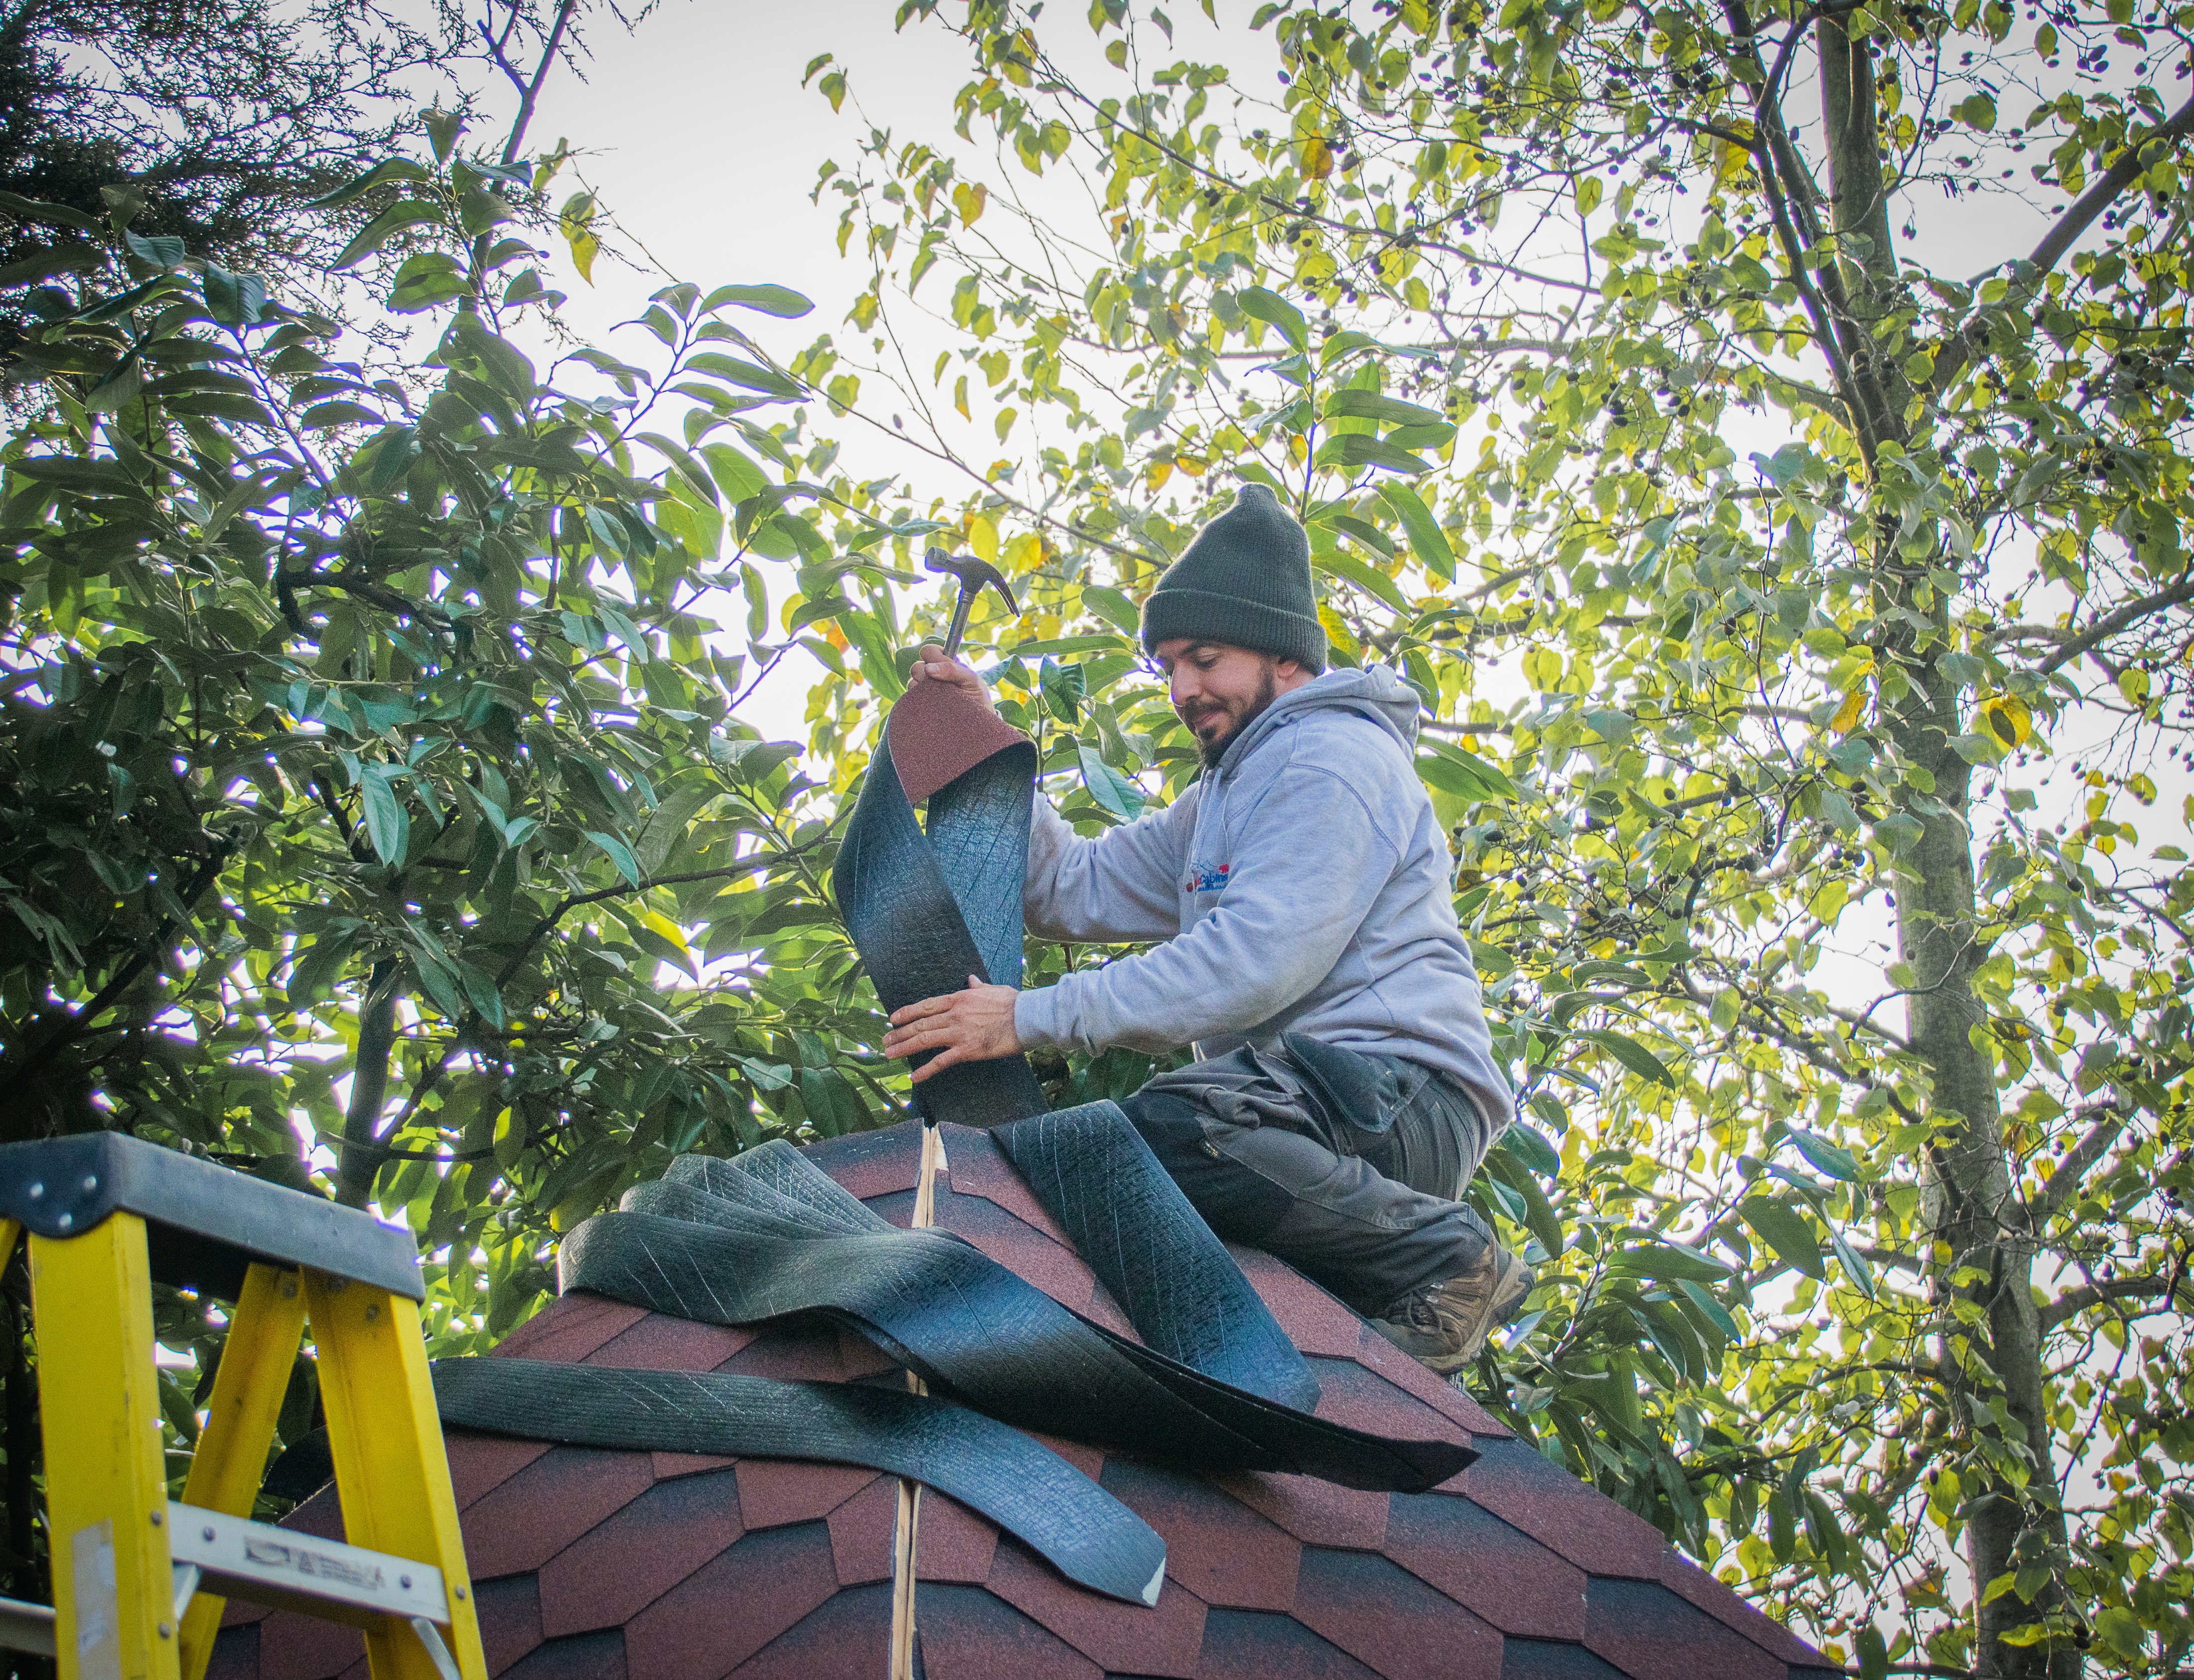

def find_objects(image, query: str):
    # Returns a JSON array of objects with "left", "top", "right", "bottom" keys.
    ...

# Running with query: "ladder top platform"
[{"left": 0, "top": 1132, "right": 421, "bottom": 1301}]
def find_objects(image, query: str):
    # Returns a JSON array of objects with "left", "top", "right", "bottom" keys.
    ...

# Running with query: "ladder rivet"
[
  {"left": 400, "top": 1575, "right": 412, "bottom": 1589},
  {"left": 24, "top": 1182, "right": 40, "bottom": 1199},
  {"left": 149, "top": 1510, "right": 163, "bottom": 1526},
  {"left": 55, "top": 1213, "right": 71, "bottom": 1230},
  {"left": 453, "top": 1587, "right": 466, "bottom": 1601},
  {"left": 203, "top": 1527, "right": 216, "bottom": 1542},
  {"left": 158, "top": 1622, "right": 173, "bottom": 1638},
  {"left": 82, "top": 1175, "right": 97, "bottom": 1193}
]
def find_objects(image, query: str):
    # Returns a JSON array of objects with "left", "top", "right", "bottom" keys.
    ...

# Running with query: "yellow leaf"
[
  {"left": 1830, "top": 686, "right": 1867, "bottom": 733},
  {"left": 642, "top": 909, "right": 688, "bottom": 950},
  {"left": 968, "top": 514, "right": 999, "bottom": 563},
  {"left": 1980, "top": 695, "right": 2031, "bottom": 746},
  {"left": 559, "top": 192, "right": 598, "bottom": 285},
  {"left": 1146, "top": 460, "right": 1173, "bottom": 491},
  {"left": 568, "top": 229, "right": 599, "bottom": 285},
  {"left": 952, "top": 181, "right": 989, "bottom": 227},
  {"left": 1302, "top": 136, "right": 1334, "bottom": 179}
]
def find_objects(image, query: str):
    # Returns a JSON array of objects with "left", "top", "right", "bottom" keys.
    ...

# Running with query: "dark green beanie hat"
[{"left": 1140, "top": 482, "right": 1326, "bottom": 672}]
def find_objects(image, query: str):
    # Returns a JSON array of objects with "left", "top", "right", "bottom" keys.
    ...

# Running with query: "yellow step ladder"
[{"left": 0, "top": 1132, "right": 487, "bottom": 1680}]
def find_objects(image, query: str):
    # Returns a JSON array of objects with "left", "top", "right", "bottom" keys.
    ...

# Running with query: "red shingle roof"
[{"left": 206, "top": 1120, "right": 1826, "bottom": 1680}]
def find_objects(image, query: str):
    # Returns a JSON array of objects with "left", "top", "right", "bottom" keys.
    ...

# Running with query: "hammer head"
[{"left": 924, "top": 546, "right": 1021, "bottom": 644}]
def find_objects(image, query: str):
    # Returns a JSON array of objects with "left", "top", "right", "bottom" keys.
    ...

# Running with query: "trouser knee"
[{"left": 1118, "top": 1089, "right": 1294, "bottom": 1242}]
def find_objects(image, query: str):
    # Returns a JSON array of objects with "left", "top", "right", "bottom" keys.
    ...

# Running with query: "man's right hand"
[{"left": 908, "top": 642, "right": 995, "bottom": 712}]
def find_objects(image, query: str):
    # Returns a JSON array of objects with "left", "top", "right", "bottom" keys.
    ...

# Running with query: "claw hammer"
[{"left": 924, "top": 546, "right": 1020, "bottom": 658}]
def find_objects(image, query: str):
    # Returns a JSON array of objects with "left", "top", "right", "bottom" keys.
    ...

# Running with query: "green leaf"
[
  {"left": 0, "top": 189, "right": 102, "bottom": 232},
  {"left": 359, "top": 765, "right": 409, "bottom": 866},
  {"left": 1078, "top": 745, "right": 1146, "bottom": 820},
  {"left": 1237, "top": 285, "right": 1309, "bottom": 350},
  {"left": 1082, "top": 584, "right": 1141, "bottom": 634},
  {"left": 330, "top": 201, "right": 441, "bottom": 272},
  {"left": 202, "top": 265, "right": 269, "bottom": 328},
  {"left": 123, "top": 230, "right": 187, "bottom": 269},
  {"left": 1676, "top": 1277, "right": 1741, "bottom": 1340},
  {"left": 1581, "top": 1028, "right": 1675, "bottom": 1086},
  {"left": 686, "top": 352, "right": 802, "bottom": 399},
  {"left": 1416, "top": 744, "right": 1516, "bottom": 803},
  {"left": 1377, "top": 482, "right": 1456, "bottom": 577},
  {"left": 1498, "top": 1120, "right": 1560, "bottom": 1176},
  {"left": 300, "top": 401, "right": 384, "bottom": 429},
  {"left": 701, "top": 442, "right": 770, "bottom": 501},
  {"left": 1738, "top": 1195, "right": 1825, "bottom": 1279},
  {"left": 638, "top": 433, "right": 719, "bottom": 505},
  {"left": 584, "top": 830, "right": 643, "bottom": 888},
  {"left": 1316, "top": 433, "right": 1432, "bottom": 474},
  {"left": 0, "top": 244, "right": 105, "bottom": 286},
  {"left": 1787, "top": 1128, "right": 1861, "bottom": 1181},
  {"left": 7, "top": 456, "right": 143, "bottom": 494},
  {"left": 1314, "top": 550, "right": 1411, "bottom": 613},
  {"left": 305, "top": 158, "right": 434, "bottom": 210},
  {"left": 701, "top": 283, "right": 815, "bottom": 318},
  {"left": 1607, "top": 1239, "right": 1734, "bottom": 1284},
  {"left": 635, "top": 784, "right": 721, "bottom": 875},
  {"left": 1825, "top": 1224, "right": 1877, "bottom": 1299},
  {"left": 1324, "top": 388, "right": 1447, "bottom": 428}
]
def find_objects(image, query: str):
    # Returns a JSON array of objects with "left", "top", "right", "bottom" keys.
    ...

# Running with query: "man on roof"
[{"left": 881, "top": 481, "right": 1532, "bottom": 1375}]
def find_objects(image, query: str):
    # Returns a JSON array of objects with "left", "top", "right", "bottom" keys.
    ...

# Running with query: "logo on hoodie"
[{"left": 1184, "top": 863, "right": 1230, "bottom": 895}]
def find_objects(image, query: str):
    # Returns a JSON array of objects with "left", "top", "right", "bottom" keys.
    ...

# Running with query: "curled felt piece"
[
  {"left": 430, "top": 1357, "right": 1167, "bottom": 1607},
  {"left": 831, "top": 675, "right": 1048, "bottom": 1127},
  {"left": 559, "top": 1138, "right": 1473, "bottom": 1493}
]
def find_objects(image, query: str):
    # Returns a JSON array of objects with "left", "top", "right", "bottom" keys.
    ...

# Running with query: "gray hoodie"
[{"left": 1013, "top": 665, "right": 1514, "bottom": 1136}]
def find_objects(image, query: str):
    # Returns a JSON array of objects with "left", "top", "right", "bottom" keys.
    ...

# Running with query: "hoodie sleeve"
[
  {"left": 1016, "top": 759, "right": 1398, "bottom": 1056},
  {"left": 1021, "top": 782, "right": 1197, "bottom": 944}
]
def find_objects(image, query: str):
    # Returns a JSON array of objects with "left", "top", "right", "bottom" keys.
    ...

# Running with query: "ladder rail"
[{"left": 176, "top": 1262, "right": 310, "bottom": 1680}]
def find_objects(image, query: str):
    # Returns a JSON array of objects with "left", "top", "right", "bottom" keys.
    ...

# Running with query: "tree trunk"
[{"left": 1815, "top": 22, "right": 2075, "bottom": 1678}]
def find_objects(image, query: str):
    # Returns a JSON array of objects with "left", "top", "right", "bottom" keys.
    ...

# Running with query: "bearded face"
[{"left": 1156, "top": 640, "right": 1292, "bottom": 768}]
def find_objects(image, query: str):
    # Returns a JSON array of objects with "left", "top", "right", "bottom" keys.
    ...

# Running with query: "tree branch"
[
  {"left": 2029, "top": 1095, "right": 2135, "bottom": 1222},
  {"left": 2036, "top": 575, "right": 2194, "bottom": 675},
  {"left": 2040, "top": 1272, "right": 2181, "bottom": 1332},
  {"left": 1932, "top": 89, "right": 2194, "bottom": 399},
  {"left": 499, "top": 0, "right": 576, "bottom": 165}
]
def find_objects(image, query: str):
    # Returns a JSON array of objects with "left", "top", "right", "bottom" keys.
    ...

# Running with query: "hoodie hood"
[{"left": 1215, "top": 663, "right": 1421, "bottom": 775}]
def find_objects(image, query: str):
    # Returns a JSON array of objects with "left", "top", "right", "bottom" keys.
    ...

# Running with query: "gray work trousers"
[{"left": 1118, "top": 1043, "right": 1499, "bottom": 1317}]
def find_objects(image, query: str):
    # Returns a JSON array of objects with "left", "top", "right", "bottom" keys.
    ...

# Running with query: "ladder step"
[
  {"left": 168, "top": 1501, "right": 450, "bottom": 1629},
  {"left": 0, "top": 1593, "right": 55, "bottom": 1659}
]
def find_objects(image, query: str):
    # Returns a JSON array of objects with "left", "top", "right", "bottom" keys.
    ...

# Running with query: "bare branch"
[
  {"left": 2040, "top": 1272, "right": 2180, "bottom": 1332},
  {"left": 2030, "top": 1095, "right": 2136, "bottom": 1223}
]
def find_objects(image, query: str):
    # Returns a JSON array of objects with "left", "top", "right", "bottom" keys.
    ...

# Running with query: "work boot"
[{"left": 1372, "top": 1244, "right": 1535, "bottom": 1373}]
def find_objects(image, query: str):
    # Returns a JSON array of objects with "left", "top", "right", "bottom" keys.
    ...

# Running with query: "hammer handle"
[{"left": 941, "top": 591, "right": 976, "bottom": 658}]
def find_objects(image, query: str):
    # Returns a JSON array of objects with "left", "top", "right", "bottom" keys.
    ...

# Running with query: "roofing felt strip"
[
  {"left": 831, "top": 684, "right": 1048, "bottom": 1128},
  {"left": 429, "top": 1358, "right": 1167, "bottom": 1607},
  {"left": 559, "top": 1139, "right": 1474, "bottom": 1493},
  {"left": 994, "top": 1103, "right": 1323, "bottom": 1413}
]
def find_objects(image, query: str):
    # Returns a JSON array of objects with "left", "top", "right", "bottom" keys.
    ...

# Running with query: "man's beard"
[{"left": 1188, "top": 666, "right": 1280, "bottom": 768}]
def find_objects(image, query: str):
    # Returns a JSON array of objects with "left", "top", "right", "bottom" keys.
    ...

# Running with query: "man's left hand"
[{"left": 882, "top": 976, "right": 1023, "bottom": 1082}]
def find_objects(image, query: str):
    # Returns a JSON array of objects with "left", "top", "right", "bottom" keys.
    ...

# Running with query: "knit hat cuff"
[{"left": 1141, "top": 586, "right": 1327, "bottom": 674}]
